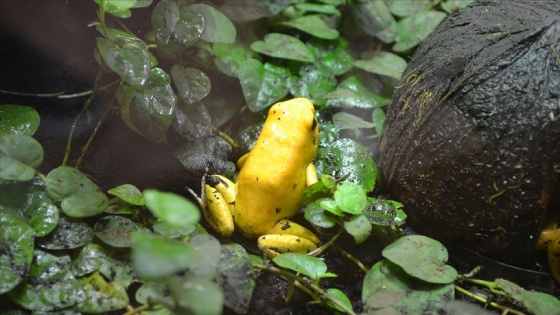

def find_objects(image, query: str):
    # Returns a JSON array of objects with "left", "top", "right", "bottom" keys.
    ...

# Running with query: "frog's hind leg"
[{"left": 257, "top": 219, "right": 321, "bottom": 257}]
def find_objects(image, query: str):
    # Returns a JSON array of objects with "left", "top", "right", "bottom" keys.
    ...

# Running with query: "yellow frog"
[{"left": 202, "top": 98, "right": 321, "bottom": 257}]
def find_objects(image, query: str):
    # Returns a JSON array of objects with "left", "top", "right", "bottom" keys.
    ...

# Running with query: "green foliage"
[{"left": 0, "top": 104, "right": 40, "bottom": 136}]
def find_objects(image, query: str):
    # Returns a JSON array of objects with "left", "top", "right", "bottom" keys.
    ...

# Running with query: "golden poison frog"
[
  {"left": 202, "top": 98, "right": 321, "bottom": 257},
  {"left": 537, "top": 220, "right": 560, "bottom": 283}
]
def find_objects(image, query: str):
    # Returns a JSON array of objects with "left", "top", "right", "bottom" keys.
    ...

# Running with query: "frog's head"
[{"left": 268, "top": 97, "right": 319, "bottom": 153}]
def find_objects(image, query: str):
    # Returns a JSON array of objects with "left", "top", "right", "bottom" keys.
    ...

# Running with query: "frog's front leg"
[
  {"left": 204, "top": 175, "right": 236, "bottom": 237},
  {"left": 537, "top": 221, "right": 560, "bottom": 283}
]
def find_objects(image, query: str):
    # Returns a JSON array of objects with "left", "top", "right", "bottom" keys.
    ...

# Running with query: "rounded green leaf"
[
  {"left": 171, "top": 65, "right": 211, "bottom": 104},
  {"left": 0, "top": 105, "right": 40, "bottom": 136},
  {"left": 343, "top": 214, "right": 372, "bottom": 244},
  {"left": 78, "top": 272, "right": 129, "bottom": 313},
  {"left": 187, "top": 3, "right": 236, "bottom": 44},
  {"left": 316, "top": 138, "right": 378, "bottom": 192},
  {"left": 354, "top": 51, "right": 407, "bottom": 80},
  {"left": 363, "top": 198, "right": 406, "bottom": 227},
  {"left": 188, "top": 234, "right": 222, "bottom": 279},
  {"left": 0, "top": 179, "right": 59, "bottom": 236},
  {"left": 0, "top": 134, "right": 43, "bottom": 181},
  {"left": 131, "top": 232, "right": 196, "bottom": 279},
  {"left": 393, "top": 11, "right": 447, "bottom": 52},
  {"left": 362, "top": 260, "right": 454, "bottom": 314},
  {"left": 0, "top": 213, "right": 35, "bottom": 294},
  {"left": 382, "top": 235, "right": 458, "bottom": 284},
  {"left": 373, "top": 107, "right": 385, "bottom": 136},
  {"left": 169, "top": 276, "right": 224, "bottom": 315},
  {"left": 94, "top": 215, "right": 140, "bottom": 248},
  {"left": 304, "top": 201, "right": 337, "bottom": 228},
  {"left": 37, "top": 215, "right": 94, "bottom": 250},
  {"left": 326, "top": 288, "right": 353, "bottom": 313},
  {"left": 495, "top": 279, "right": 560, "bottom": 315},
  {"left": 387, "top": 0, "right": 433, "bottom": 17},
  {"left": 325, "top": 75, "right": 388, "bottom": 109},
  {"left": 45, "top": 166, "right": 100, "bottom": 202},
  {"left": 288, "top": 65, "right": 337, "bottom": 106},
  {"left": 273, "top": 253, "right": 329, "bottom": 281},
  {"left": 238, "top": 59, "right": 290, "bottom": 112},
  {"left": 143, "top": 189, "right": 200, "bottom": 227},
  {"left": 153, "top": 219, "right": 196, "bottom": 238},
  {"left": 107, "top": 184, "right": 144, "bottom": 206},
  {"left": 8, "top": 279, "right": 84, "bottom": 312},
  {"left": 136, "top": 281, "right": 173, "bottom": 305},
  {"left": 216, "top": 244, "right": 255, "bottom": 314},
  {"left": 251, "top": 33, "right": 315, "bottom": 62},
  {"left": 280, "top": 15, "right": 339, "bottom": 40},
  {"left": 61, "top": 190, "right": 109, "bottom": 218}
]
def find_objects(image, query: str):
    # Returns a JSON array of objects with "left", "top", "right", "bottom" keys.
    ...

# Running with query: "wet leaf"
[
  {"left": 78, "top": 272, "right": 129, "bottom": 313},
  {"left": 354, "top": 51, "right": 407, "bottom": 80},
  {"left": 0, "top": 134, "right": 43, "bottom": 181},
  {"left": 37, "top": 215, "right": 94, "bottom": 250},
  {"left": 171, "top": 66, "right": 211, "bottom": 104},
  {"left": 173, "top": 135, "right": 236, "bottom": 178},
  {"left": 151, "top": 1, "right": 204, "bottom": 57},
  {"left": 95, "top": 0, "right": 152, "bottom": 18},
  {"left": 316, "top": 138, "right": 378, "bottom": 192},
  {"left": 144, "top": 189, "right": 200, "bottom": 228},
  {"left": 0, "top": 104, "right": 40, "bottom": 136},
  {"left": 0, "top": 179, "right": 59, "bottom": 236},
  {"left": 382, "top": 235, "right": 457, "bottom": 284},
  {"left": 393, "top": 11, "right": 447, "bottom": 52},
  {"left": 307, "top": 38, "right": 354, "bottom": 76},
  {"left": 344, "top": 214, "right": 372, "bottom": 244},
  {"left": 0, "top": 213, "right": 35, "bottom": 294},
  {"left": 188, "top": 3, "right": 237, "bottom": 44},
  {"left": 334, "top": 182, "right": 367, "bottom": 215},
  {"left": 238, "top": 59, "right": 289, "bottom": 112},
  {"left": 288, "top": 65, "right": 337, "bottom": 106},
  {"left": 279, "top": 14, "right": 339, "bottom": 40},
  {"left": 117, "top": 69, "right": 176, "bottom": 143},
  {"left": 495, "top": 279, "right": 560, "bottom": 315},
  {"left": 362, "top": 260, "right": 454, "bottom": 314},
  {"left": 332, "top": 112, "right": 375, "bottom": 130},
  {"left": 61, "top": 190, "right": 109, "bottom": 218},
  {"left": 363, "top": 198, "right": 406, "bottom": 227},
  {"left": 169, "top": 275, "right": 223, "bottom": 315},
  {"left": 219, "top": 0, "right": 292, "bottom": 22},
  {"left": 131, "top": 232, "right": 196, "bottom": 280},
  {"left": 173, "top": 102, "right": 213, "bottom": 139},
  {"left": 251, "top": 33, "right": 315, "bottom": 62},
  {"left": 136, "top": 281, "right": 173, "bottom": 305},
  {"left": 45, "top": 166, "right": 101, "bottom": 202},
  {"left": 325, "top": 75, "right": 388, "bottom": 109},
  {"left": 96, "top": 27, "right": 150, "bottom": 87},
  {"left": 216, "top": 244, "right": 255, "bottom": 314},
  {"left": 213, "top": 43, "right": 253, "bottom": 77},
  {"left": 348, "top": 0, "right": 396, "bottom": 42},
  {"left": 273, "top": 253, "right": 336, "bottom": 281},
  {"left": 71, "top": 244, "right": 134, "bottom": 287},
  {"left": 94, "top": 215, "right": 140, "bottom": 248},
  {"left": 107, "top": 184, "right": 144, "bottom": 206}
]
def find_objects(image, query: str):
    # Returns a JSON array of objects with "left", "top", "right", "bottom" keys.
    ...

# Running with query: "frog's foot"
[
  {"left": 203, "top": 175, "right": 236, "bottom": 237},
  {"left": 257, "top": 219, "right": 321, "bottom": 258},
  {"left": 537, "top": 221, "right": 560, "bottom": 283}
]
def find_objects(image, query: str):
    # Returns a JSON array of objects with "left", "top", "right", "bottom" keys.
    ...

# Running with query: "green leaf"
[
  {"left": 216, "top": 244, "right": 255, "bottom": 314},
  {"left": 0, "top": 104, "right": 40, "bottom": 136},
  {"left": 332, "top": 112, "right": 375, "bottom": 130},
  {"left": 441, "top": 0, "right": 474, "bottom": 14},
  {"left": 61, "top": 190, "right": 109, "bottom": 218},
  {"left": 71, "top": 244, "right": 134, "bottom": 288},
  {"left": 307, "top": 38, "right": 354, "bottom": 76},
  {"left": 45, "top": 166, "right": 100, "bottom": 202},
  {"left": 288, "top": 65, "right": 337, "bottom": 106},
  {"left": 316, "top": 138, "right": 378, "bottom": 192},
  {"left": 213, "top": 43, "right": 253, "bottom": 77},
  {"left": 108, "top": 184, "right": 145, "bottom": 206},
  {"left": 171, "top": 65, "right": 211, "bottom": 104},
  {"left": 362, "top": 260, "right": 454, "bottom": 314},
  {"left": 144, "top": 189, "right": 200, "bottom": 227},
  {"left": 219, "top": 0, "right": 292, "bottom": 22},
  {"left": 173, "top": 102, "right": 213, "bottom": 139},
  {"left": 173, "top": 135, "right": 235, "bottom": 178},
  {"left": 136, "top": 281, "right": 173, "bottom": 305},
  {"left": 0, "top": 179, "right": 59, "bottom": 236},
  {"left": 131, "top": 232, "right": 196, "bottom": 280},
  {"left": 0, "top": 134, "right": 43, "bottom": 181},
  {"left": 94, "top": 215, "right": 140, "bottom": 248},
  {"left": 151, "top": 1, "right": 204, "bottom": 57},
  {"left": 393, "top": 11, "right": 447, "bottom": 52},
  {"left": 37, "top": 215, "right": 94, "bottom": 250},
  {"left": 78, "top": 272, "right": 129, "bottom": 313},
  {"left": 238, "top": 59, "right": 290, "bottom": 112},
  {"left": 188, "top": 234, "right": 222, "bottom": 279},
  {"left": 273, "top": 253, "right": 335, "bottom": 281},
  {"left": 325, "top": 288, "right": 353, "bottom": 313},
  {"left": 344, "top": 214, "right": 372, "bottom": 244},
  {"left": 354, "top": 51, "right": 407, "bottom": 80},
  {"left": 363, "top": 198, "right": 406, "bottom": 226},
  {"left": 372, "top": 107, "right": 385, "bottom": 136},
  {"left": 251, "top": 33, "right": 315, "bottom": 62},
  {"left": 96, "top": 28, "right": 150, "bottom": 88},
  {"left": 382, "top": 235, "right": 457, "bottom": 284},
  {"left": 279, "top": 15, "right": 339, "bottom": 40},
  {"left": 153, "top": 219, "right": 196, "bottom": 238},
  {"left": 95, "top": 0, "right": 152, "bottom": 18},
  {"left": 187, "top": 3, "right": 237, "bottom": 44},
  {"left": 348, "top": 0, "right": 396, "bottom": 42},
  {"left": 0, "top": 213, "right": 35, "bottom": 294},
  {"left": 387, "top": 0, "right": 435, "bottom": 17},
  {"left": 304, "top": 201, "right": 337, "bottom": 228},
  {"left": 334, "top": 182, "right": 367, "bottom": 215},
  {"left": 495, "top": 279, "right": 560, "bottom": 315},
  {"left": 169, "top": 276, "right": 224, "bottom": 315},
  {"left": 319, "top": 198, "right": 343, "bottom": 216},
  {"left": 116, "top": 69, "right": 177, "bottom": 143},
  {"left": 325, "top": 75, "right": 388, "bottom": 109}
]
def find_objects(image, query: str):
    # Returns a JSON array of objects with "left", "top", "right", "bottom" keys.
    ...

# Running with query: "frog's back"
[{"left": 234, "top": 98, "right": 319, "bottom": 236}]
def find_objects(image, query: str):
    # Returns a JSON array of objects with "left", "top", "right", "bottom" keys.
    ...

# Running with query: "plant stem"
[{"left": 454, "top": 285, "right": 525, "bottom": 315}]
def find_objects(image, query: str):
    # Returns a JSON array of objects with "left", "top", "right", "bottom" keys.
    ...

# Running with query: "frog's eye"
[{"left": 311, "top": 118, "right": 318, "bottom": 132}]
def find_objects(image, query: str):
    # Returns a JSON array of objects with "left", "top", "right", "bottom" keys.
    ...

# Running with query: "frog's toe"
[
  {"left": 257, "top": 234, "right": 318, "bottom": 258},
  {"left": 548, "top": 238, "right": 560, "bottom": 283}
]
